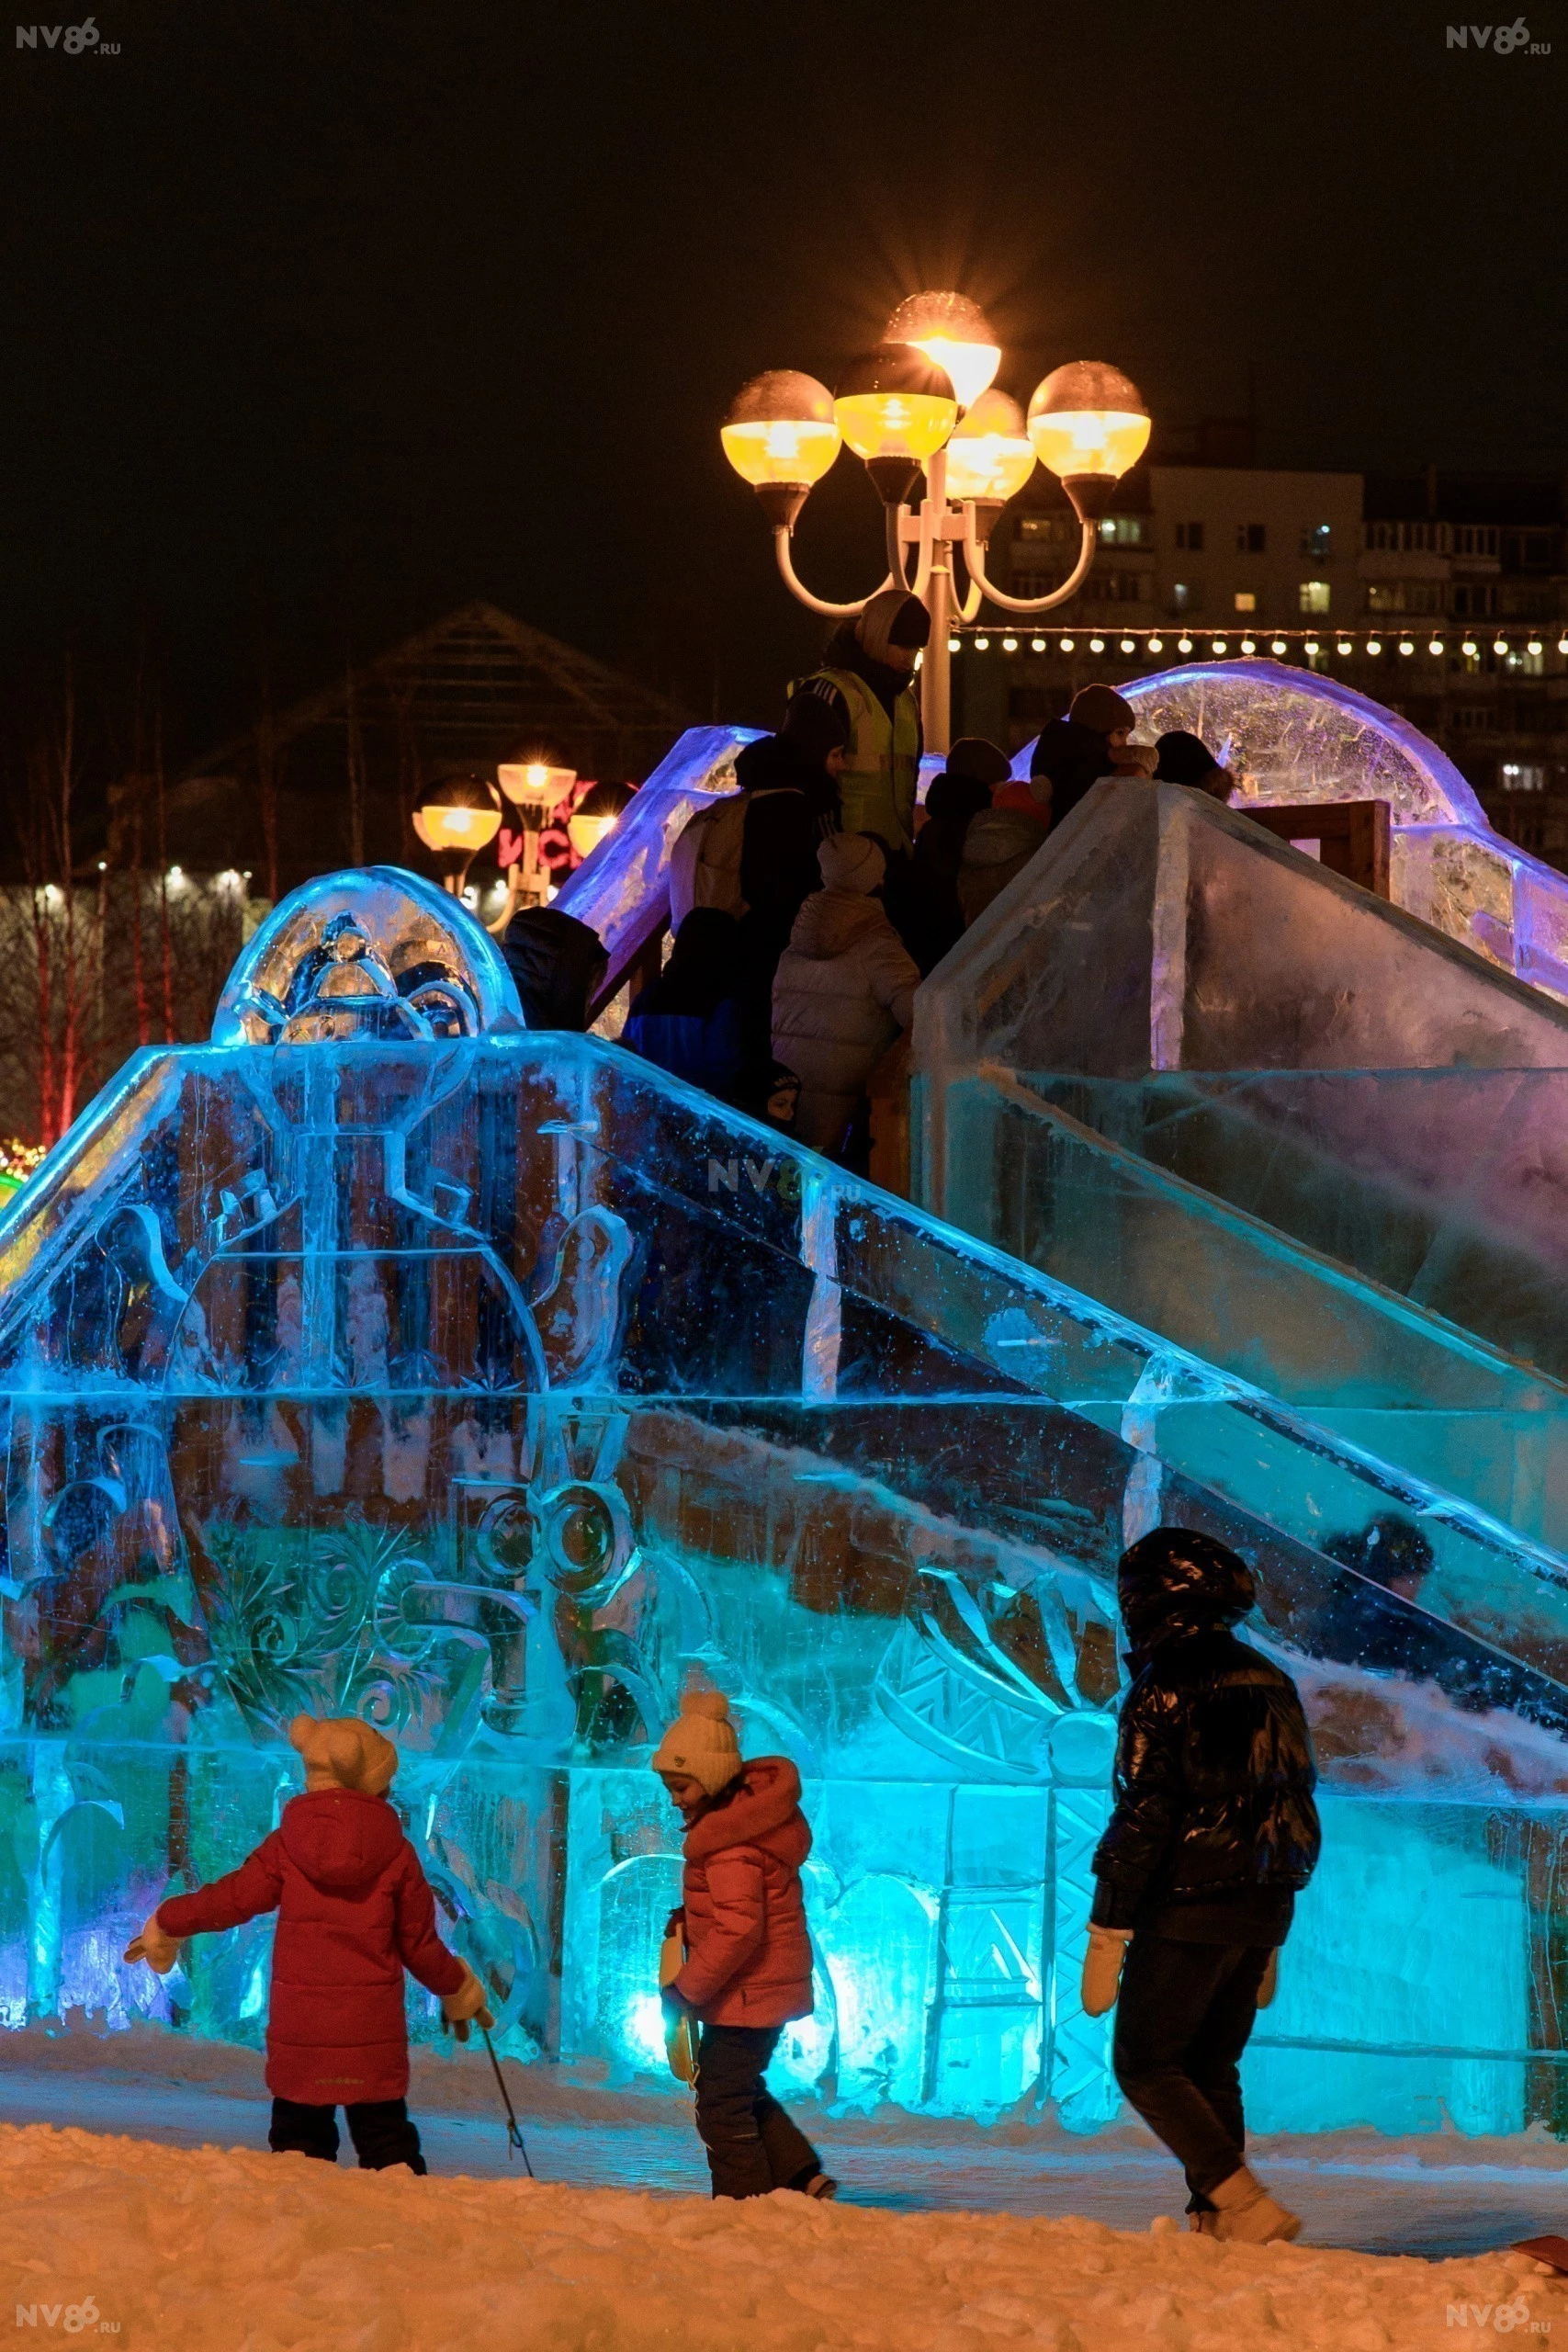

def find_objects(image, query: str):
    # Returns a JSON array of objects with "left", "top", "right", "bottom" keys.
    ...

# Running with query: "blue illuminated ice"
[{"left": 2, "top": 855, "right": 1566, "bottom": 2139}]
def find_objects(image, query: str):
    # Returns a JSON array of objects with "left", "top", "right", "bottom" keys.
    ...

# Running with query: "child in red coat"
[
  {"left": 126, "top": 1713, "right": 491, "bottom": 2172},
  {"left": 653, "top": 1690, "right": 835, "bottom": 2201}
]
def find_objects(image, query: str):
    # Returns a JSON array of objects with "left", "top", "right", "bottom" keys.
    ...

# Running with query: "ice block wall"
[{"left": 5, "top": 867, "right": 1568, "bottom": 2134}]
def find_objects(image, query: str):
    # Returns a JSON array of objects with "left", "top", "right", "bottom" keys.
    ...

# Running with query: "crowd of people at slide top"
[
  {"left": 122, "top": 1526, "right": 1322, "bottom": 2244},
  {"left": 491, "top": 585, "right": 1234, "bottom": 1171}
]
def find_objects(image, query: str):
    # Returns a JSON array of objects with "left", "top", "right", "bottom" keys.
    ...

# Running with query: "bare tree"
[
  {"left": 11, "top": 673, "right": 104, "bottom": 1144},
  {"left": 345, "top": 656, "right": 367, "bottom": 867},
  {"left": 155, "top": 712, "right": 175, "bottom": 1046},
  {"left": 255, "top": 666, "right": 281, "bottom": 906}
]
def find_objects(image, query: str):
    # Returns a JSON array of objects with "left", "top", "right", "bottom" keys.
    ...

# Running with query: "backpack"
[{"left": 669, "top": 789, "right": 792, "bottom": 925}]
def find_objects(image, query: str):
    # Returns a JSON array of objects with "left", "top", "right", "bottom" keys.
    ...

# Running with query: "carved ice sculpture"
[{"left": 0, "top": 862, "right": 1563, "bottom": 2135}]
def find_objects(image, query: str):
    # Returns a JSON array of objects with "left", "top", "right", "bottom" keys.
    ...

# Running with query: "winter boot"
[
  {"left": 803, "top": 2174, "right": 839, "bottom": 2200},
  {"left": 1208, "top": 2165, "right": 1302, "bottom": 2245}
]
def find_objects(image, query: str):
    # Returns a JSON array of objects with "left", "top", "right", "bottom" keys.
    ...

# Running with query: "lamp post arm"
[
  {"left": 954, "top": 570, "right": 984, "bottom": 624},
  {"left": 886, "top": 503, "right": 912, "bottom": 588},
  {"left": 960, "top": 512, "right": 1098, "bottom": 615},
  {"left": 773, "top": 528, "right": 892, "bottom": 619}
]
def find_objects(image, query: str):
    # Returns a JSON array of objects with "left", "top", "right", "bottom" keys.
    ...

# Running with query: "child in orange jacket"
[{"left": 653, "top": 1690, "right": 835, "bottom": 2201}]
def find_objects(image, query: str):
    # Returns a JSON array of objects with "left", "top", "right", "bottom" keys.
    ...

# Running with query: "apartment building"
[{"left": 956, "top": 447, "right": 1568, "bottom": 863}]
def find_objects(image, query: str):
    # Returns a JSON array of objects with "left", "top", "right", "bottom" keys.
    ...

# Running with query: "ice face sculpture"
[{"left": 3, "top": 863, "right": 1567, "bottom": 2138}]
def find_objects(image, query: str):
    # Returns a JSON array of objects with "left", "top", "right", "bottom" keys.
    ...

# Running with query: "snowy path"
[
  {"left": 5, "top": 2120, "right": 1567, "bottom": 2352},
  {"left": 6, "top": 2059, "right": 1568, "bottom": 2259}
]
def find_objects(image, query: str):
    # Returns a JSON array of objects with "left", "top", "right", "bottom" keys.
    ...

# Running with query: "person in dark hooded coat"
[
  {"left": 502, "top": 907, "right": 607, "bottom": 1031},
  {"left": 1085, "top": 1527, "right": 1321, "bottom": 2246},
  {"left": 906, "top": 736, "right": 1009, "bottom": 973},
  {"left": 624, "top": 909, "right": 746, "bottom": 1098},
  {"left": 1155, "top": 729, "right": 1234, "bottom": 799}
]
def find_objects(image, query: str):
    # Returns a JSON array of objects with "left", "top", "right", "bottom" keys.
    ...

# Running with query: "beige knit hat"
[
  {"left": 818, "top": 831, "right": 886, "bottom": 895},
  {"left": 289, "top": 1713, "right": 399, "bottom": 1797},
  {"left": 650, "top": 1690, "right": 742, "bottom": 1796}
]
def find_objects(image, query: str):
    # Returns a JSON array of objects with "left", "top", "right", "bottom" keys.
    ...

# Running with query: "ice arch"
[{"left": 1013, "top": 659, "right": 1568, "bottom": 1003}]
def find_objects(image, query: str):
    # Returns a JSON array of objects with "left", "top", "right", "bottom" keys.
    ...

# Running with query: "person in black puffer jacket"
[{"left": 1085, "top": 1526, "right": 1321, "bottom": 2246}]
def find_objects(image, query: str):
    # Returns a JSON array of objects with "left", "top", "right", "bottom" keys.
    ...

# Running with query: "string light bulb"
[
  {"left": 1178, "top": 635, "right": 1194, "bottom": 653},
  {"left": 1461, "top": 639, "right": 1479, "bottom": 657},
  {"left": 1089, "top": 636, "right": 1105, "bottom": 652},
  {"left": 1270, "top": 638, "right": 1288, "bottom": 654},
  {"left": 1212, "top": 639, "right": 1227, "bottom": 654},
  {"left": 1031, "top": 637, "right": 1046, "bottom": 652},
  {"left": 1493, "top": 637, "right": 1509, "bottom": 654},
  {"left": 1428, "top": 639, "right": 1445, "bottom": 656},
  {"left": 1366, "top": 639, "right": 1382, "bottom": 655},
  {"left": 1528, "top": 639, "right": 1544, "bottom": 656},
  {"left": 1002, "top": 636, "right": 1019, "bottom": 652},
  {"left": 974, "top": 635, "right": 989, "bottom": 650},
  {"left": 1240, "top": 637, "right": 1257, "bottom": 654},
  {"left": 1337, "top": 639, "right": 1353, "bottom": 655},
  {"left": 1059, "top": 637, "right": 1075, "bottom": 651},
  {"left": 1146, "top": 636, "right": 1164, "bottom": 653},
  {"left": 1119, "top": 637, "right": 1135, "bottom": 653},
  {"left": 1398, "top": 639, "right": 1415, "bottom": 655},
  {"left": 1304, "top": 639, "right": 1320, "bottom": 655}
]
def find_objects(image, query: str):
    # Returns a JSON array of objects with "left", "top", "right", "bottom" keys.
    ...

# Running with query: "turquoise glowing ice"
[{"left": 2, "top": 771, "right": 1566, "bottom": 2134}]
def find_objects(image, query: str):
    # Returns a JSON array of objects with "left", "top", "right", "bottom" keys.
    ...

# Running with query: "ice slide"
[{"left": 3, "top": 862, "right": 1568, "bottom": 2135}]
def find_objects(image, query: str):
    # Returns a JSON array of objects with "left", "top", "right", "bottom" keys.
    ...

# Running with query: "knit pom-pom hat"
[
  {"left": 650, "top": 1690, "right": 743, "bottom": 1796},
  {"left": 289, "top": 1713, "right": 399, "bottom": 1798}
]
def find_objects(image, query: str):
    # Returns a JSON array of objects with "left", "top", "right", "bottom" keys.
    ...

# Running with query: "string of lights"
[{"left": 947, "top": 627, "right": 1568, "bottom": 662}]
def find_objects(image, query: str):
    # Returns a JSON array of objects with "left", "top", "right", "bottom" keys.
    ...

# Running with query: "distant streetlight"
[
  {"left": 567, "top": 779, "right": 637, "bottom": 865},
  {"left": 496, "top": 762, "right": 575, "bottom": 928},
  {"left": 412, "top": 773, "right": 502, "bottom": 896},
  {"left": 721, "top": 290, "right": 1150, "bottom": 751}
]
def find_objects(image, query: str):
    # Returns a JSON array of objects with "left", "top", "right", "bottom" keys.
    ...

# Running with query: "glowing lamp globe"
[
  {"left": 1027, "top": 362, "right": 1151, "bottom": 521},
  {"left": 568, "top": 778, "right": 637, "bottom": 864},
  {"left": 721, "top": 372, "right": 840, "bottom": 487},
  {"left": 835, "top": 345, "right": 957, "bottom": 505},
  {"left": 884, "top": 289, "right": 1001, "bottom": 413},
  {"left": 943, "top": 389, "right": 1036, "bottom": 508},
  {"left": 412, "top": 774, "right": 503, "bottom": 892},
  {"left": 498, "top": 762, "right": 576, "bottom": 822}
]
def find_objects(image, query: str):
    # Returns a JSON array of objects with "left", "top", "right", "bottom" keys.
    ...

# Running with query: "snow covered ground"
[
  {"left": 7, "top": 2024, "right": 1568, "bottom": 2257},
  {"left": 7, "top": 2028, "right": 1568, "bottom": 2345},
  {"left": 5, "top": 2118, "right": 1566, "bottom": 2352}
]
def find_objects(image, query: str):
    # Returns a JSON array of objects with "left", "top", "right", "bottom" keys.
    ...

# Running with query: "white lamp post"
[
  {"left": 721, "top": 292, "right": 1151, "bottom": 753},
  {"left": 495, "top": 761, "right": 575, "bottom": 930}
]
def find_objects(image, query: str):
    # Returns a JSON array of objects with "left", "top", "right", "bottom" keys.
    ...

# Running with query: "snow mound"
[{"left": 4, "top": 2122, "right": 1565, "bottom": 2350}]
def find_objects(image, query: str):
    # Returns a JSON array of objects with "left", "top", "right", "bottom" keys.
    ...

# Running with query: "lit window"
[
  {"left": 1171, "top": 582, "right": 1193, "bottom": 612},
  {"left": 1098, "top": 515, "right": 1145, "bottom": 546},
  {"left": 1234, "top": 592, "right": 1257, "bottom": 613},
  {"left": 1301, "top": 524, "right": 1333, "bottom": 560},
  {"left": 1501, "top": 763, "right": 1547, "bottom": 793},
  {"left": 1299, "top": 581, "right": 1332, "bottom": 615}
]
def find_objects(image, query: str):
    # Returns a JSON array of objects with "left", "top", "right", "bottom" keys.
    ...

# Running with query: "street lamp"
[
  {"left": 411, "top": 773, "right": 502, "bottom": 897},
  {"left": 720, "top": 289, "right": 1150, "bottom": 752},
  {"left": 496, "top": 761, "right": 575, "bottom": 928},
  {"left": 567, "top": 778, "right": 637, "bottom": 864}
]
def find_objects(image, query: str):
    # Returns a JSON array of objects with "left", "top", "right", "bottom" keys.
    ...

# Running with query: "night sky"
[{"left": 3, "top": 0, "right": 1562, "bottom": 757}]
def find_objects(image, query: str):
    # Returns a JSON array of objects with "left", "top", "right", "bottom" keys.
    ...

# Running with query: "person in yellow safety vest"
[{"left": 792, "top": 588, "right": 930, "bottom": 863}]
